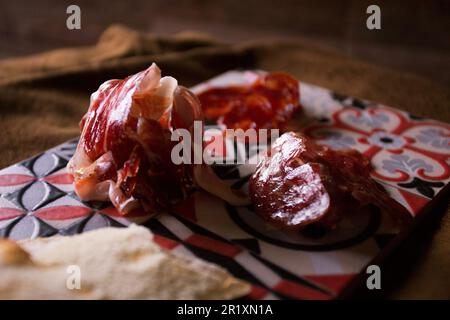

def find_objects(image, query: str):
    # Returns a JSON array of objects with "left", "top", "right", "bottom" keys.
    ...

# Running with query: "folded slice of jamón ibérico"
[{"left": 68, "top": 64, "right": 248, "bottom": 215}]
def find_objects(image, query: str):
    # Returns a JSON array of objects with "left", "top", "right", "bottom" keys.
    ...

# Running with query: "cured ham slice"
[
  {"left": 249, "top": 132, "right": 411, "bottom": 230},
  {"left": 68, "top": 64, "right": 248, "bottom": 215},
  {"left": 197, "top": 72, "right": 300, "bottom": 131}
]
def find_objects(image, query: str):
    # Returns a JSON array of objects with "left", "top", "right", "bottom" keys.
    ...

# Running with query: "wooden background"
[{"left": 0, "top": 0, "right": 449, "bottom": 86}]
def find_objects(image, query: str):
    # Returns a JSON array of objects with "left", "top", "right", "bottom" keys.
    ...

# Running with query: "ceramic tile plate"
[{"left": 0, "top": 70, "right": 449, "bottom": 300}]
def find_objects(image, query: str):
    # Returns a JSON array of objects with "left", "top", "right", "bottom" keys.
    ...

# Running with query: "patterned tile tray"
[{"left": 0, "top": 70, "right": 449, "bottom": 300}]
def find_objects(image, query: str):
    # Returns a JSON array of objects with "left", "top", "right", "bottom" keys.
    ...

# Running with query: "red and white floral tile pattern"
[
  {"left": 300, "top": 84, "right": 450, "bottom": 216},
  {"left": 0, "top": 71, "right": 448, "bottom": 300}
]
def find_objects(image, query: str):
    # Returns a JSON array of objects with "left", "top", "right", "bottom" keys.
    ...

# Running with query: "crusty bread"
[{"left": 0, "top": 225, "right": 250, "bottom": 300}]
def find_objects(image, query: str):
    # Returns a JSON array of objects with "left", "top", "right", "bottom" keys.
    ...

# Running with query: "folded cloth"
[{"left": 0, "top": 24, "right": 448, "bottom": 299}]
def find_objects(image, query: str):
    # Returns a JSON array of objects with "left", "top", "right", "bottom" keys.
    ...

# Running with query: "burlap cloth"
[{"left": 0, "top": 25, "right": 448, "bottom": 299}]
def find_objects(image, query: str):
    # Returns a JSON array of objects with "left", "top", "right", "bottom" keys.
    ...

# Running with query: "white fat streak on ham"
[
  {"left": 194, "top": 164, "right": 251, "bottom": 206},
  {"left": 173, "top": 86, "right": 203, "bottom": 132},
  {"left": 173, "top": 87, "right": 250, "bottom": 206}
]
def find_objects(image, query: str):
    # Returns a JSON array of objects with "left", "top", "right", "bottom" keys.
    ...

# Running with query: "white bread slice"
[{"left": 0, "top": 225, "right": 250, "bottom": 300}]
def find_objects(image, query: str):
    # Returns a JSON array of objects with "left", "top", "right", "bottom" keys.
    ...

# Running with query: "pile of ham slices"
[
  {"left": 68, "top": 64, "right": 248, "bottom": 216},
  {"left": 68, "top": 64, "right": 410, "bottom": 230}
]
